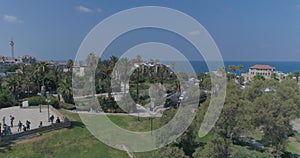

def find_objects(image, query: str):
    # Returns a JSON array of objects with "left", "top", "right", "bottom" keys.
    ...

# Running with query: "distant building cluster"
[
  {"left": 0, "top": 54, "right": 69, "bottom": 74},
  {"left": 0, "top": 40, "right": 36, "bottom": 73},
  {"left": 242, "top": 64, "right": 289, "bottom": 82},
  {"left": 139, "top": 62, "right": 171, "bottom": 75},
  {"left": 0, "top": 55, "right": 37, "bottom": 72}
]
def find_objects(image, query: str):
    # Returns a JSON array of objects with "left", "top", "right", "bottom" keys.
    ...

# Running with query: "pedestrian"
[
  {"left": 23, "top": 125, "right": 27, "bottom": 132},
  {"left": 26, "top": 120, "right": 31, "bottom": 130},
  {"left": 10, "top": 115, "right": 15, "bottom": 127},
  {"left": 2, "top": 116, "right": 5, "bottom": 126},
  {"left": 18, "top": 121, "right": 22, "bottom": 132},
  {"left": 50, "top": 115, "right": 54, "bottom": 124},
  {"left": 39, "top": 121, "right": 43, "bottom": 128},
  {"left": 56, "top": 117, "right": 61, "bottom": 123},
  {"left": 7, "top": 126, "right": 12, "bottom": 135},
  {"left": 3, "top": 124, "right": 7, "bottom": 136}
]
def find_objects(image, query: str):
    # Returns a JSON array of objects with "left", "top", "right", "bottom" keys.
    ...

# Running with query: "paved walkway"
[
  {"left": 0, "top": 106, "right": 61, "bottom": 134},
  {"left": 71, "top": 103, "right": 165, "bottom": 118}
]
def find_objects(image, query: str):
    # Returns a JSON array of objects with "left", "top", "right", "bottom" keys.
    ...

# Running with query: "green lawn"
[
  {"left": 287, "top": 137, "right": 300, "bottom": 155},
  {"left": 0, "top": 110, "right": 129, "bottom": 158},
  {"left": 107, "top": 115, "right": 161, "bottom": 132},
  {"left": 1, "top": 109, "right": 298, "bottom": 157},
  {"left": 0, "top": 109, "right": 177, "bottom": 158}
]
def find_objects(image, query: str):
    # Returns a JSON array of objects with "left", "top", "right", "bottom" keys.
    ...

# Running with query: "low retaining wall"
[{"left": 0, "top": 116, "right": 71, "bottom": 145}]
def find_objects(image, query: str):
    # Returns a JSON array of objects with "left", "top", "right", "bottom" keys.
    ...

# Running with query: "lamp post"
[
  {"left": 134, "top": 64, "right": 140, "bottom": 121},
  {"left": 46, "top": 99, "right": 50, "bottom": 122},
  {"left": 135, "top": 64, "right": 140, "bottom": 103},
  {"left": 150, "top": 116, "right": 153, "bottom": 135},
  {"left": 25, "top": 84, "right": 32, "bottom": 98},
  {"left": 148, "top": 108, "right": 154, "bottom": 136}
]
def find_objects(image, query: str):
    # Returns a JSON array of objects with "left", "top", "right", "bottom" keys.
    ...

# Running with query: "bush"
[
  {"left": 48, "top": 97, "right": 60, "bottom": 109},
  {"left": 0, "top": 91, "right": 18, "bottom": 108},
  {"left": 97, "top": 96, "right": 125, "bottom": 113},
  {"left": 28, "top": 96, "right": 60, "bottom": 108},
  {"left": 28, "top": 96, "right": 46, "bottom": 106}
]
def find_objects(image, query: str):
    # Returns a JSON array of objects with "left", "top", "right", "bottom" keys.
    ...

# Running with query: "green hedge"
[{"left": 28, "top": 96, "right": 60, "bottom": 109}]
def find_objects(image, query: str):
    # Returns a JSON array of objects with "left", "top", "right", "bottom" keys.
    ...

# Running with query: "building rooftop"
[{"left": 250, "top": 64, "right": 275, "bottom": 70}]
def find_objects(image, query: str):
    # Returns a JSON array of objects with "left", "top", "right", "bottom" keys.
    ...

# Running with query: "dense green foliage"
[
  {"left": 0, "top": 60, "right": 74, "bottom": 107},
  {"left": 28, "top": 96, "right": 59, "bottom": 108},
  {"left": 0, "top": 90, "right": 18, "bottom": 108},
  {"left": 1, "top": 55, "right": 300, "bottom": 157}
]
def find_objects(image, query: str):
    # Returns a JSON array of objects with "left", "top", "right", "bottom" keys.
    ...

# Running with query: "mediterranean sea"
[{"left": 186, "top": 61, "right": 300, "bottom": 75}]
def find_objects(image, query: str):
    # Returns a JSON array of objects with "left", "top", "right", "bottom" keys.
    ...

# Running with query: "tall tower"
[{"left": 10, "top": 39, "right": 14, "bottom": 61}]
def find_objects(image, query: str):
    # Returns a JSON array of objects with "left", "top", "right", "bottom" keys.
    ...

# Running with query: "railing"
[{"left": 0, "top": 118, "right": 71, "bottom": 145}]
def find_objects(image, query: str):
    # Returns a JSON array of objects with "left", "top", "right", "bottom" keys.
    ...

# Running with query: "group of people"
[
  {"left": 17, "top": 120, "right": 31, "bottom": 133},
  {"left": 0, "top": 115, "right": 16, "bottom": 136},
  {"left": 49, "top": 115, "right": 61, "bottom": 124},
  {"left": 0, "top": 114, "right": 62, "bottom": 137}
]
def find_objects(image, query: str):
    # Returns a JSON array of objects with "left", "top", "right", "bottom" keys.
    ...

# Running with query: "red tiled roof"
[{"left": 250, "top": 64, "right": 275, "bottom": 70}]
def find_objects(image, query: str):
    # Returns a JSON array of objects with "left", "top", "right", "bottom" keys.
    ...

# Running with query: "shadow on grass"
[
  {"left": 67, "top": 121, "right": 86, "bottom": 129},
  {"left": 0, "top": 140, "right": 14, "bottom": 153},
  {"left": 282, "top": 151, "right": 300, "bottom": 158}
]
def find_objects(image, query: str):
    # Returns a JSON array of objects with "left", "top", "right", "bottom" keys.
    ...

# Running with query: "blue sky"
[{"left": 0, "top": 0, "right": 300, "bottom": 61}]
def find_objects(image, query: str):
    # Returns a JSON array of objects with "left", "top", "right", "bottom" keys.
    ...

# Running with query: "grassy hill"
[
  {"left": 1, "top": 109, "right": 299, "bottom": 157},
  {"left": 0, "top": 110, "right": 129, "bottom": 158}
]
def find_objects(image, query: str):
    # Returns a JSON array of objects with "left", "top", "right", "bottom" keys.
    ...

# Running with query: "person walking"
[
  {"left": 50, "top": 115, "right": 54, "bottom": 124},
  {"left": 26, "top": 120, "right": 31, "bottom": 130},
  {"left": 7, "top": 126, "right": 12, "bottom": 135},
  {"left": 2, "top": 116, "right": 5, "bottom": 126},
  {"left": 10, "top": 115, "right": 15, "bottom": 127},
  {"left": 56, "top": 117, "right": 61, "bottom": 123},
  {"left": 39, "top": 121, "right": 43, "bottom": 128},
  {"left": 3, "top": 124, "right": 7, "bottom": 136},
  {"left": 18, "top": 121, "right": 23, "bottom": 132}
]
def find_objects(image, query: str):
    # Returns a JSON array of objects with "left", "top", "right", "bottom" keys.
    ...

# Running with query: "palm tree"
[
  {"left": 66, "top": 59, "right": 74, "bottom": 71},
  {"left": 37, "top": 64, "right": 63, "bottom": 94},
  {"left": 118, "top": 58, "right": 131, "bottom": 95},
  {"left": 228, "top": 65, "right": 237, "bottom": 79},
  {"left": 86, "top": 53, "right": 98, "bottom": 97},
  {"left": 102, "top": 60, "right": 113, "bottom": 98},
  {"left": 57, "top": 76, "right": 73, "bottom": 104},
  {"left": 160, "top": 65, "right": 169, "bottom": 84},
  {"left": 5, "top": 75, "right": 21, "bottom": 101},
  {"left": 34, "top": 61, "right": 49, "bottom": 89},
  {"left": 109, "top": 56, "right": 118, "bottom": 68},
  {"left": 293, "top": 71, "right": 300, "bottom": 83},
  {"left": 237, "top": 64, "right": 243, "bottom": 74},
  {"left": 175, "top": 79, "right": 181, "bottom": 95},
  {"left": 228, "top": 65, "right": 237, "bottom": 73},
  {"left": 109, "top": 56, "right": 119, "bottom": 85}
]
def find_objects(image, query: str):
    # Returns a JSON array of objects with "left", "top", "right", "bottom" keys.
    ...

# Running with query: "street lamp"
[
  {"left": 134, "top": 64, "right": 140, "bottom": 103},
  {"left": 25, "top": 90, "right": 32, "bottom": 98},
  {"left": 147, "top": 108, "right": 154, "bottom": 136},
  {"left": 46, "top": 99, "right": 50, "bottom": 122},
  {"left": 134, "top": 64, "right": 140, "bottom": 121}
]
